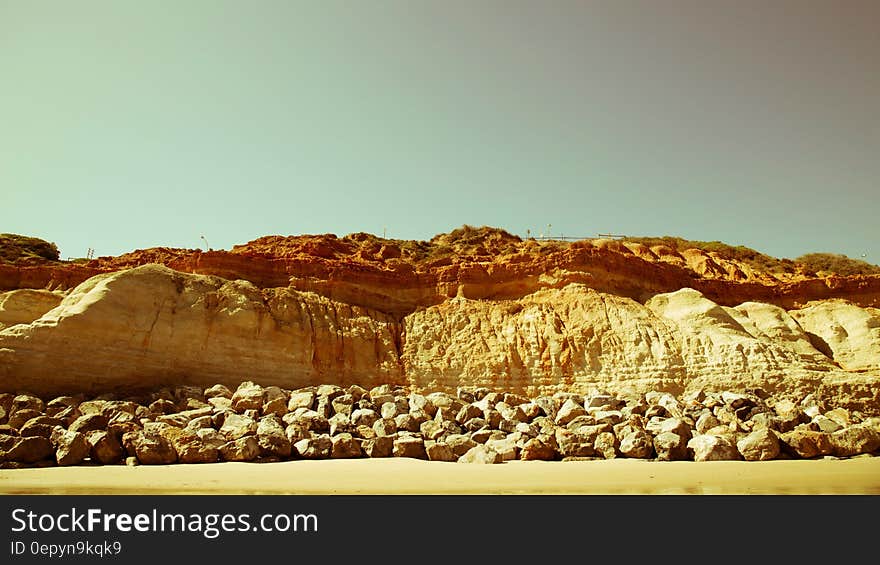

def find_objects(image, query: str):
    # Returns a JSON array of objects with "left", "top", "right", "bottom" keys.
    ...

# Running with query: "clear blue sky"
[{"left": 2, "top": 1, "right": 877, "bottom": 261}]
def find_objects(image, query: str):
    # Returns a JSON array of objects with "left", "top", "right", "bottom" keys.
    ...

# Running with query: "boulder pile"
[{"left": 1, "top": 381, "right": 878, "bottom": 468}]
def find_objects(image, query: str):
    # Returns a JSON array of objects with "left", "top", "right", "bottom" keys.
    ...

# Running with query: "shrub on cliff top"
[
  {"left": 0, "top": 234, "right": 60, "bottom": 263},
  {"left": 795, "top": 253, "right": 880, "bottom": 276}
]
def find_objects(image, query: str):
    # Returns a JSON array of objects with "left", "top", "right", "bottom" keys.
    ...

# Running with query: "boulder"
[
  {"left": 219, "top": 436, "right": 261, "bottom": 462},
  {"left": 653, "top": 431, "right": 689, "bottom": 461},
  {"left": 256, "top": 416, "right": 291, "bottom": 457},
  {"left": 125, "top": 432, "right": 178, "bottom": 465},
  {"left": 425, "top": 441, "right": 457, "bottom": 462},
  {"left": 736, "top": 429, "right": 781, "bottom": 461},
  {"left": 555, "top": 399, "right": 587, "bottom": 426},
  {"left": 829, "top": 426, "right": 880, "bottom": 457},
  {"left": 51, "top": 428, "right": 90, "bottom": 466},
  {"left": 288, "top": 390, "right": 316, "bottom": 411},
  {"left": 485, "top": 437, "right": 519, "bottom": 461},
  {"left": 458, "top": 444, "right": 502, "bottom": 464},
  {"left": 779, "top": 429, "right": 834, "bottom": 459},
  {"left": 520, "top": 436, "right": 557, "bottom": 461},
  {"left": 619, "top": 430, "right": 654, "bottom": 459},
  {"left": 220, "top": 414, "right": 258, "bottom": 440},
  {"left": 687, "top": 435, "right": 741, "bottom": 461},
  {"left": 68, "top": 413, "right": 109, "bottom": 434},
  {"left": 362, "top": 436, "right": 393, "bottom": 458},
  {"left": 167, "top": 430, "right": 219, "bottom": 464},
  {"left": 392, "top": 437, "right": 427, "bottom": 459},
  {"left": 293, "top": 436, "right": 332, "bottom": 459},
  {"left": 2, "top": 436, "right": 54, "bottom": 463},
  {"left": 231, "top": 381, "right": 265, "bottom": 413},
  {"left": 555, "top": 428, "right": 595, "bottom": 458},
  {"left": 86, "top": 430, "right": 124, "bottom": 464},
  {"left": 594, "top": 432, "right": 618, "bottom": 459},
  {"left": 330, "top": 433, "right": 362, "bottom": 458}
]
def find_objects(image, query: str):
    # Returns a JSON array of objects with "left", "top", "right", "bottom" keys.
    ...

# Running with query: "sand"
[{"left": 2, "top": 457, "right": 879, "bottom": 495}]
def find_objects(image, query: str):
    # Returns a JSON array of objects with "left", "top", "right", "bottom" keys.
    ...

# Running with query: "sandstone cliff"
[
  {"left": 1, "top": 264, "right": 877, "bottom": 412},
  {"left": 1, "top": 228, "right": 878, "bottom": 412}
]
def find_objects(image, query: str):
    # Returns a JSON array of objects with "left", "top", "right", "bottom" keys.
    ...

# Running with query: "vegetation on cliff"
[{"left": 0, "top": 233, "right": 59, "bottom": 263}]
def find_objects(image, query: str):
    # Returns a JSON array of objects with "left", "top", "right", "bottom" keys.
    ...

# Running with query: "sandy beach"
[{"left": 2, "top": 458, "right": 878, "bottom": 495}]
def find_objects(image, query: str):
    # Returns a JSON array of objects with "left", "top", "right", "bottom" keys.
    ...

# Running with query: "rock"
[
  {"left": 8, "top": 409, "right": 42, "bottom": 429},
  {"left": 167, "top": 430, "right": 219, "bottom": 463},
  {"left": 288, "top": 391, "right": 316, "bottom": 411},
  {"left": 20, "top": 417, "right": 60, "bottom": 438},
  {"left": 51, "top": 428, "right": 90, "bottom": 466},
  {"left": 555, "top": 429, "right": 595, "bottom": 458},
  {"left": 779, "top": 429, "right": 834, "bottom": 459},
  {"left": 458, "top": 444, "right": 502, "bottom": 464},
  {"left": 328, "top": 413, "right": 352, "bottom": 436},
  {"left": 790, "top": 299, "right": 880, "bottom": 371},
  {"left": 445, "top": 434, "right": 478, "bottom": 457},
  {"left": 125, "top": 432, "right": 177, "bottom": 465},
  {"left": 351, "top": 408, "right": 379, "bottom": 428},
  {"left": 330, "top": 433, "right": 362, "bottom": 458},
  {"left": 220, "top": 436, "right": 261, "bottom": 462},
  {"left": 394, "top": 413, "right": 421, "bottom": 433},
  {"left": 425, "top": 441, "right": 457, "bottom": 462},
  {"left": 68, "top": 413, "right": 109, "bottom": 434},
  {"left": 293, "top": 436, "right": 332, "bottom": 459},
  {"left": 409, "top": 393, "right": 436, "bottom": 417},
  {"left": 695, "top": 412, "right": 723, "bottom": 435},
  {"left": 231, "top": 381, "right": 265, "bottom": 413},
  {"left": 619, "top": 430, "right": 654, "bottom": 459},
  {"left": 204, "top": 384, "right": 233, "bottom": 399},
  {"left": 149, "top": 399, "right": 177, "bottom": 415},
  {"left": 736, "top": 429, "right": 781, "bottom": 461},
  {"left": 555, "top": 399, "right": 587, "bottom": 426},
  {"left": 485, "top": 437, "right": 519, "bottom": 461},
  {"left": 392, "top": 437, "right": 427, "bottom": 459},
  {"left": 256, "top": 416, "right": 291, "bottom": 457},
  {"left": 331, "top": 394, "right": 355, "bottom": 416},
  {"left": 813, "top": 415, "right": 843, "bottom": 434},
  {"left": 687, "top": 435, "right": 741, "bottom": 461},
  {"left": 829, "top": 426, "right": 880, "bottom": 457},
  {"left": 594, "top": 432, "right": 618, "bottom": 459},
  {"left": 2, "top": 436, "right": 54, "bottom": 463},
  {"left": 262, "top": 387, "right": 289, "bottom": 417},
  {"left": 721, "top": 391, "right": 752, "bottom": 410},
  {"left": 373, "top": 418, "right": 397, "bottom": 437},
  {"left": 292, "top": 410, "right": 329, "bottom": 432},
  {"left": 12, "top": 394, "right": 44, "bottom": 415},
  {"left": 824, "top": 408, "right": 851, "bottom": 428},
  {"left": 456, "top": 403, "right": 483, "bottom": 425},
  {"left": 653, "top": 432, "right": 689, "bottom": 461},
  {"left": 220, "top": 413, "right": 257, "bottom": 440},
  {"left": 184, "top": 415, "right": 215, "bottom": 431},
  {"left": 520, "top": 436, "right": 557, "bottom": 461},
  {"left": 532, "top": 397, "right": 558, "bottom": 420},
  {"left": 361, "top": 436, "right": 393, "bottom": 458},
  {"left": 86, "top": 431, "right": 124, "bottom": 464}
]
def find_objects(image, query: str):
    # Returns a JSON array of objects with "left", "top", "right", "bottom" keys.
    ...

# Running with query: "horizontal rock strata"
[{"left": 1, "top": 265, "right": 878, "bottom": 413}]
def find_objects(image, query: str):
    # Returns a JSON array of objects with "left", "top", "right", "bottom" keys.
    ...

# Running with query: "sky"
[{"left": 1, "top": 0, "right": 877, "bottom": 262}]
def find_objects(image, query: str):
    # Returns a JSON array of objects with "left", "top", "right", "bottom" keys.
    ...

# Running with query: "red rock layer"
[{"left": 2, "top": 232, "right": 879, "bottom": 315}]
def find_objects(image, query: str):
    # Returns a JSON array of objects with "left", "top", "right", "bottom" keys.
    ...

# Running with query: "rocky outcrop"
[
  {"left": 789, "top": 300, "right": 880, "bottom": 372},
  {"left": 0, "top": 265, "right": 403, "bottom": 396},
  {"left": 0, "top": 289, "right": 63, "bottom": 330}
]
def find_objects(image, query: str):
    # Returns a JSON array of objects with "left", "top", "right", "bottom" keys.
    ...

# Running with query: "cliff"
[{"left": 0, "top": 228, "right": 878, "bottom": 411}]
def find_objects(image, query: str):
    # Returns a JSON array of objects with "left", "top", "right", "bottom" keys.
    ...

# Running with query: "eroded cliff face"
[
  {"left": 2, "top": 264, "right": 877, "bottom": 412},
  {"left": 3, "top": 232, "right": 880, "bottom": 316},
  {"left": 0, "top": 266, "right": 403, "bottom": 395}
]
